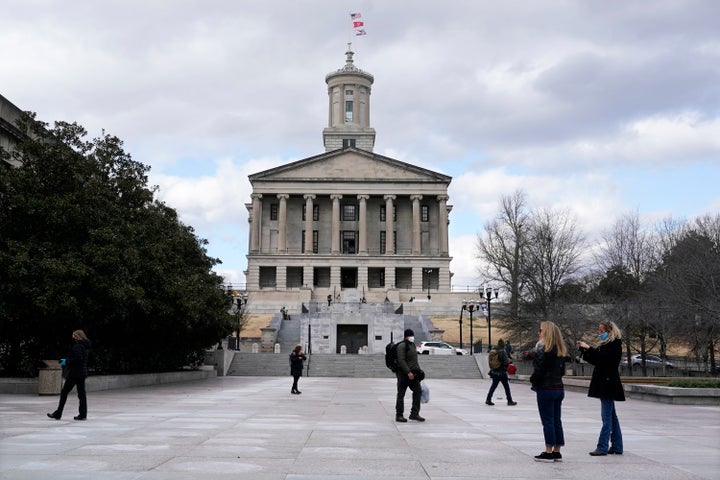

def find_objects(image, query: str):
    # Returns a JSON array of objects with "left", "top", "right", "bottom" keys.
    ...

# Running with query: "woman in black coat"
[
  {"left": 47, "top": 329, "right": 91, "bottom": 421},
  {"left": 578, "top": 321, "right": 625, "bottom": 456},
  {"left": 289, "top": 344, "right": 307, "bottom": 394}
]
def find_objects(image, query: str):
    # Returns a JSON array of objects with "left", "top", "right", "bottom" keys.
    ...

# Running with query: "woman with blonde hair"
[
  {"left": 531, "top": 321, "right": 568, "bottom": 462},
  {"left": 578, "top": 321, "right": 625, "bottom": 455}
]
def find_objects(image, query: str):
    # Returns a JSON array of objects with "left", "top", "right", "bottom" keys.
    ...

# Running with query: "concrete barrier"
[{"left": 0, "top": 367, "right": 216, "bottom": 395}]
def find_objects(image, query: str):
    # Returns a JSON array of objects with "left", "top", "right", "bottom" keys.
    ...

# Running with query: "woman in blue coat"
[{"left": 578, "top": 321, "right": 625, "bottom": 456}]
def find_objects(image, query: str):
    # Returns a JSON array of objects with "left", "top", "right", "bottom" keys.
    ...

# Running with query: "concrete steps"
[{"left": 227, "top": 353, "right": 483, "bottom": 379}]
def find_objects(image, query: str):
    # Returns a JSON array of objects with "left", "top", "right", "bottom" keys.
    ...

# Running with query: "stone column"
[
  {"left": 304, "top": 194, "right": 315, "bottom": 254},
  {"left": 357, "top": 194, "right": 369, "bottom": 254},
  {"left": 383, "top": 194, "right": 396, "bottom": 255},
  {"left": 438, "top": 195, "right": 449, "bottom": 255},
  {"left": 277, "top": 193, "right": 289, "bottom": 253},
  {"left": 331, "top": 194, "right": 342, "bottom": 254},
  {"left": 410, "top": 194, "right": 423, "bottom": 254},
  {"left": 250, "top": 193, "right": 262, "bottom": 252}
]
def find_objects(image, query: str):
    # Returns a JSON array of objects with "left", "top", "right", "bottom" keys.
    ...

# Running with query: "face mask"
[
  {"left": 407, "top": 336, "right": 415, "bottom": 343},
  {"left": 599, "top": 332, "right": 609, "bottom": 341}
]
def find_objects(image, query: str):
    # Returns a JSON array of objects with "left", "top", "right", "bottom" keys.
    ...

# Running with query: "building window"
[
  {"left": 302, "top": 204, "right": 319, "bottom": 221},
  {"left": 380, "top": 206, "right": 397, "bottom": 222},
  {"left": 302, "top": 230, "right": 319, "bottom": 253},
  {"left": 342, "top": 138, "right": 356, "bottom": 148},
  {"left": 342, "top": 231, "right": 357, "bottom": 254},
  {"left": 343, "top": 204, "right": 357, "bottom": 221},
  {"left": 270, "top": 204, "right": 278, "bottom": 221},
  {"left": 380, "top": 231, "right": 396, "bottom": 254},
  {"left": 345, "top": 89, "right": 353, "bottom": 95},
  {"left": 345, "top": 100, "right": 353, "bottom": 122},
  {"left": 421, "top": 205, "right": 429, "bottom": 222}
]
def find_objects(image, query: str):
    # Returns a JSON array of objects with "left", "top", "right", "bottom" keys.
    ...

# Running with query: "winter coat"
[
  {"left": 530, "top": 345, "right": 565, "bottom": 391},
  {"left": 396, "top": 340, "right": 421, "bottom": 376},
  {"left": 67, "top": 339, "right": 91, "bottom": 379},
  {"left": 490, "top": 348, "right": 511, "bottom": 375},
  {"left": 579, "top": 338, "right": 625, "bottom": 401},
  {"left": 289, "top": 351, "right": 306, "bottom": 376}
]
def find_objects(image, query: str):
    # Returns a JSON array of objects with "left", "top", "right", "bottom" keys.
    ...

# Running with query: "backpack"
[
  {"left": 385, "top": 341, "right": 401, "bottom": 372},
  {"left": 488, "top": 349, "right": 501, "bottom": 370}
]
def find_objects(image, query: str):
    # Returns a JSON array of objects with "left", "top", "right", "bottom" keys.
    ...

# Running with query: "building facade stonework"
[{"left": 245, "top": 48, "right": 453, "bottom": 310}]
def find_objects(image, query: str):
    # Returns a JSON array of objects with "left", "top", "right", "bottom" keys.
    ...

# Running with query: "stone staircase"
[{"left": 227, "top": 353, "right": 483, "bottom": 379}]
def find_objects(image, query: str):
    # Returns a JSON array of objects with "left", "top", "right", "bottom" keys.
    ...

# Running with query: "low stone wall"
[
  {"left": 0, "top": 367, "right": 216, "bottom": 395},
  {"left": 554, "top": 377, "right": 720, "bottom": 406}
]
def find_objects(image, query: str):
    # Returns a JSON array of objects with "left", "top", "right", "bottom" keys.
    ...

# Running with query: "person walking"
[
  {"left": 289, "top": 345, "right": 307, "bottom": 394},
  {"left": 395, "top": 329, "right": 425, "bottom": 422},
  {"left": 577, "top": 321, "right": 625, "bottom": 456},
  {"left": 485, "top": 339, "right": 517, "bottom": 406},
  {"left": 47, "top": 329, "right": 91, "bottom": 421},
  {"left": 531, "top": 321, "right": 568, "bottom": 462}
]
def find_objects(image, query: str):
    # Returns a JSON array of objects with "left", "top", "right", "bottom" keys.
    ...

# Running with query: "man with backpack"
[
  {"left": 394, "top": 329, "right": 425, "bottom": 422},
  {"left": 486, "top": 339, "right": 517, "bottom": 406}
]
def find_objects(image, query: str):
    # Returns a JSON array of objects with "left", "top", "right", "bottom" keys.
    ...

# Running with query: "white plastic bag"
[{"left": 420, "top": 381, "right": 430, "bottom": 403}]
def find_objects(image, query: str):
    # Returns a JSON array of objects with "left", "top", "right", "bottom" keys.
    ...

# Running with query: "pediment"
[{"left": 250, "top": 149, "right": 451, "bottom": 184}]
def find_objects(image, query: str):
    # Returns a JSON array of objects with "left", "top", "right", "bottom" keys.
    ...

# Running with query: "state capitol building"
[{"left": 239, "top": 47, "right": 462, "bottom": 354}]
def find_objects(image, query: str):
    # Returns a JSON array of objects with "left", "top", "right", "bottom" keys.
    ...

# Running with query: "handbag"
[{"left": 507, "top": 363, "right": 517, "bottom": 375}]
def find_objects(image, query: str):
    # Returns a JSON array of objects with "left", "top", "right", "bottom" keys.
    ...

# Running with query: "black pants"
[
  {"left": 54, "top": 376, "right": 87, "bottom": 418},
  {"left": 395, "top": 373, "right": 421, "bottom": 417},
  {"left": 486, "top": 371, "right": 513, "bottom": 402}
]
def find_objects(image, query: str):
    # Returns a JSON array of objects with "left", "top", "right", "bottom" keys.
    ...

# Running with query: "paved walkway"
[{"left": 1, "top": 376, "right": 718, "bottom": 479}]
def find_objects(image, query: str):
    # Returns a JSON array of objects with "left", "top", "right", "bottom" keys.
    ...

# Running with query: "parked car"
[
  {"left": 417, "top": 341, "right": 467, "bottom": 355},
  {"left": 622, "top": 354, "right": 674, "bottom": 369}
]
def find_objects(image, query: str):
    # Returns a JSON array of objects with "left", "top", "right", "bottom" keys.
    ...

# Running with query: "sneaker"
[
  {"left": 395, "top": 415, "right": 407, "bottom": 423},
  {"left": 73, "top": 416, "right": 86, "bottom": 421},
  {"left": 553, "top": 451, "right": 562, "bottom": 462},
  {"left": 408, "top": 414, "right": 425, "bottom": 422},
  {"left": 507, "top": 401, "right": 517, "bottom": 406},
  {"left": 534, "top": 452, "right": 554, "bottom": 462},
  {"left": 589, "top": 449, "right": 607, "bottom": 456},
  {"left": 485, "top": 400, "right": 495, "bottom": 406}
]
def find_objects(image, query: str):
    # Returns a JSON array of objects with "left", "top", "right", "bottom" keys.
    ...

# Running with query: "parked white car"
[
  {"left": 416, "top": 341, "right": 467, "bottom": 355},
  {"left": 622, "top": 354, "right": 674, "bottom": 369}
]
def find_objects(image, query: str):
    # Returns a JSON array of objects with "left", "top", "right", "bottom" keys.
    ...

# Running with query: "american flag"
[{"left": 350, "top": 12, "right": 361, "bottom": 20}]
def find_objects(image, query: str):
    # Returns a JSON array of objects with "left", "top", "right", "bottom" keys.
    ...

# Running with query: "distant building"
[
  {"left": 244, "top": 47, "right": 455, "bottom": 322},
  {"left": 0, "top": 94, "right": 28, "bottom": 168}
]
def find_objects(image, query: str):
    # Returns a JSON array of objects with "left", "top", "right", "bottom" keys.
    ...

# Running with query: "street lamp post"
[
  {"left": 423, "top": 268, "right": 433, "bottom": 300},
  {"left": 461, "top": 300, "right": 482, "bottom": 355},
  {"left": 458, "top": 307, "right": 464, "bottom": 350},
  {"left": 480, "top": 287, "right": 499, "bottom": 350}
]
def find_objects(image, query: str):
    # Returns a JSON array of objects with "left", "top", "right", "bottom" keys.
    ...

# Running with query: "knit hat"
[{"left": 404, "top": 329, "right": 414, "bottom": 338}]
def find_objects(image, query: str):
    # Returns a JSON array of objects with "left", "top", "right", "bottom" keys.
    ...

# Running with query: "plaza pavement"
[{"left": 1, "top": 376, "right": 718, "bottom": 480}]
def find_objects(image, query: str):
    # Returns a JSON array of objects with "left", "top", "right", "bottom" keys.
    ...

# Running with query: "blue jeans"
[
  {"left": 536, "top": 389, "right": 564, "bottom": 447},
  {"left": 597, "top": 397, "right": 623, "bottom": 453}
]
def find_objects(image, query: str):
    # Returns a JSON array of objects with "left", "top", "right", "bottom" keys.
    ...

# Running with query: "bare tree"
[
  {"left": 476, "top": 190, "right": 531, "bottom": 322},
  {"left": 522, "top": 207, "right": 586, "bottom": 318},
  {"left": 595, "top": 210, "right": 662, "bottom": 375},
  {"left": 649, "top": 218, "right": 720, "bottom": 374}
]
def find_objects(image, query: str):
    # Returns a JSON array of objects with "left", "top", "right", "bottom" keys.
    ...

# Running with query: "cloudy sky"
[{"left": 3, "top": 0, "right": 719, "bottom": 288}]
